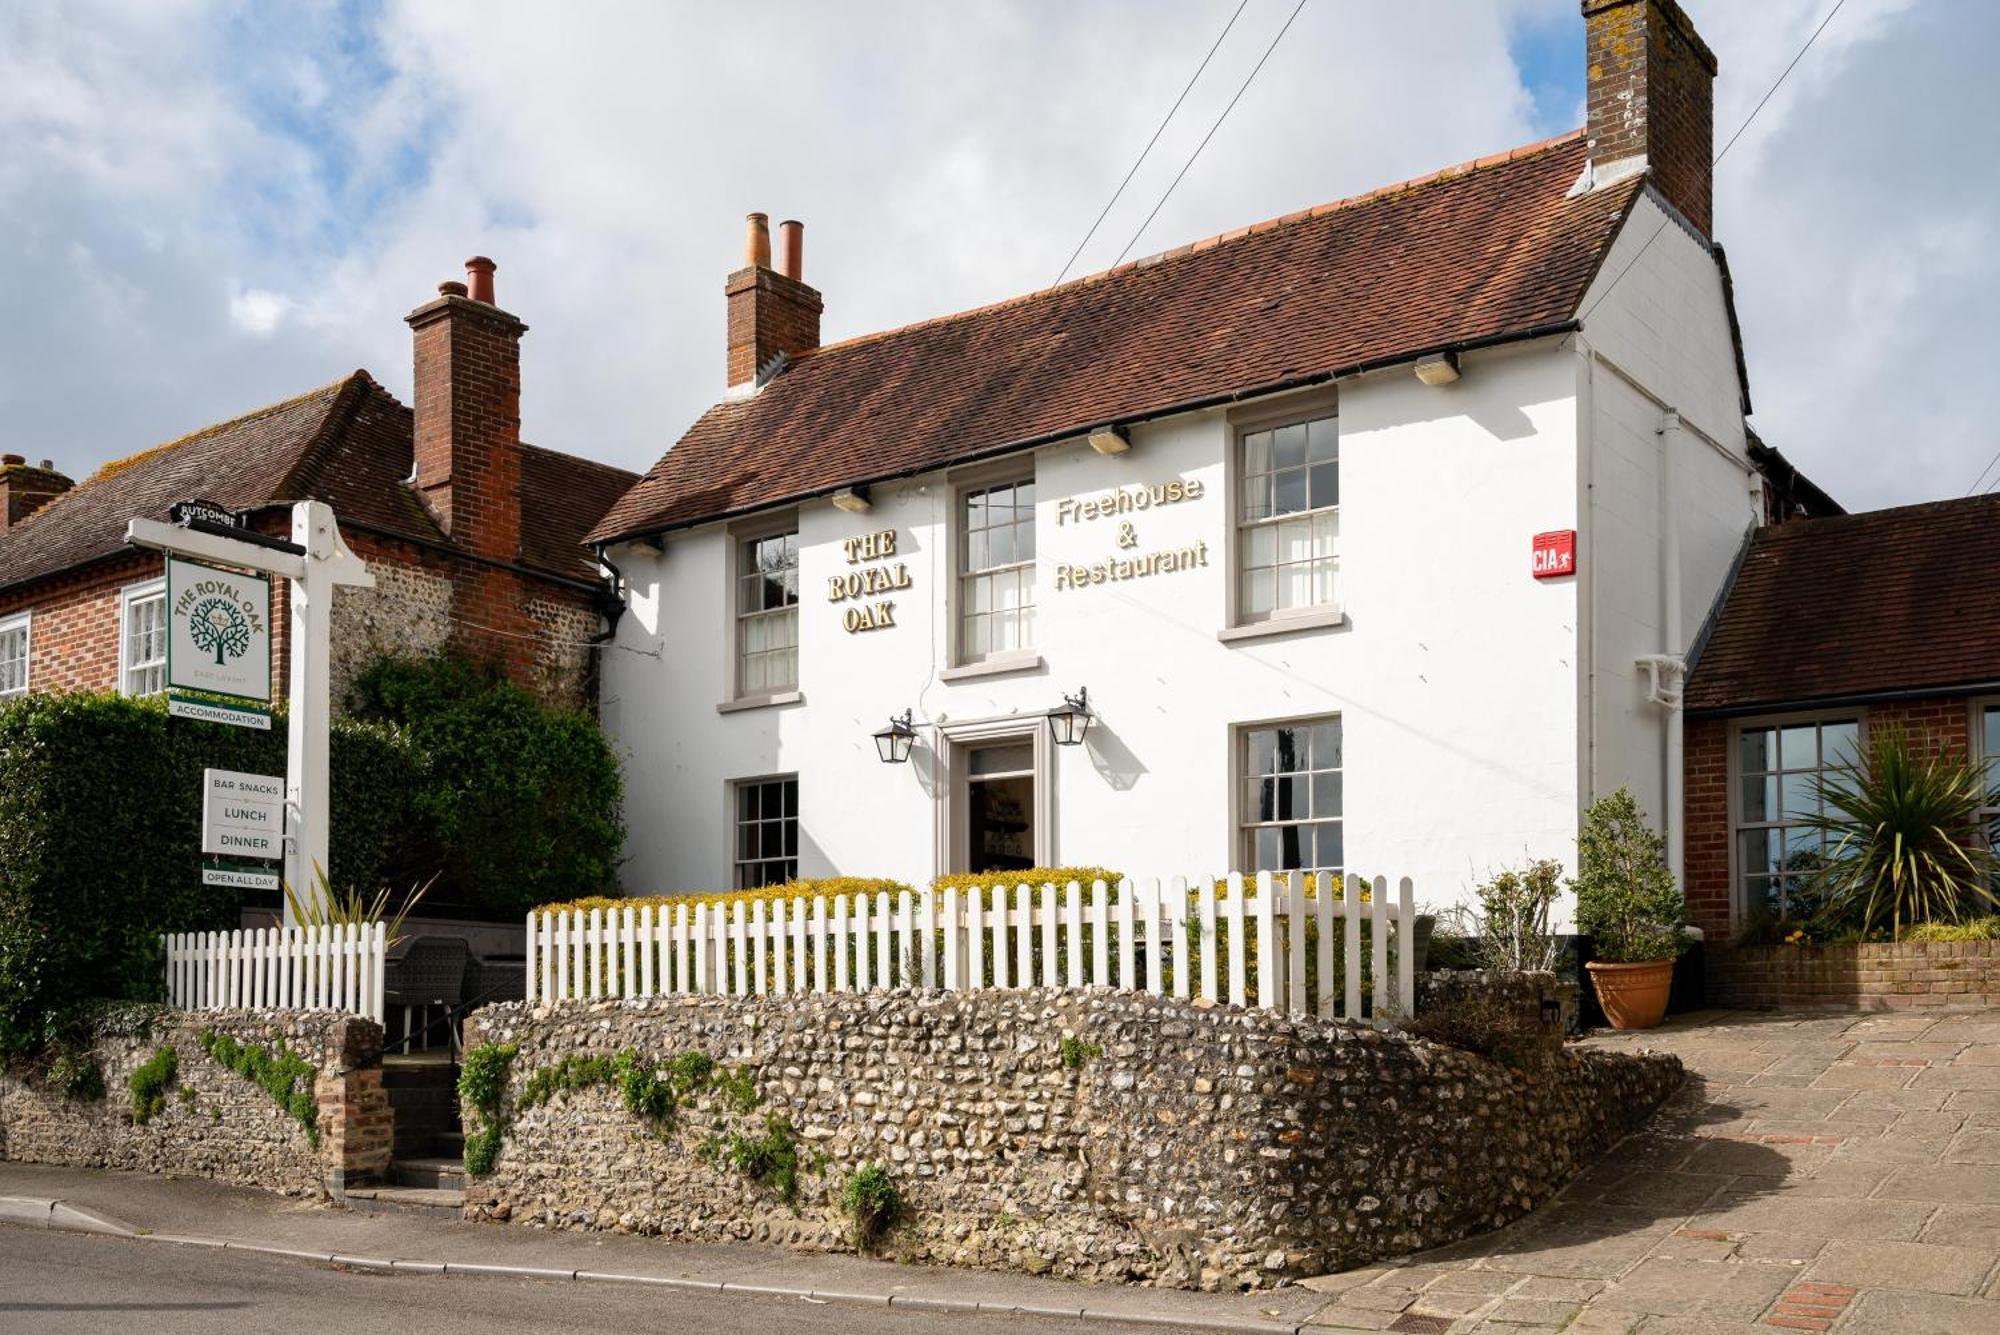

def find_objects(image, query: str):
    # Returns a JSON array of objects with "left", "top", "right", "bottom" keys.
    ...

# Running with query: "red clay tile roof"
[
  {"left": 1686, "top": 495, "right": 2000, "bottom": 713},
  {"left": 0, "top": 371, "right": 636, "bottom": 593},
  {"left": 592, "top": 131, "right": 1643, "bottom": 544}
]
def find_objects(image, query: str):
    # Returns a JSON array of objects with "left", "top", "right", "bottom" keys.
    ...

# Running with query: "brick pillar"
[
  {"left": 1682, "top": 714, "right": 1732, "bottom": 944},
  {"left": 315, "top": 1015, "right": 393, "bottom": 1192}
]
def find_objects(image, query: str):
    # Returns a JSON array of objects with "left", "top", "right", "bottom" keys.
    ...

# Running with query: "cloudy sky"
[{"left": 0, "top": 0, "right": 1989, "bottom": 511}]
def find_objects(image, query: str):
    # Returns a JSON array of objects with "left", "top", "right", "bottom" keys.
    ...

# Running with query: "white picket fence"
[
  {"left": 162, "top": 923, "right": 387, "bottom": 1024},
  {"left": 528, "top": 872, "right": 1418, "bottom": 1023}
]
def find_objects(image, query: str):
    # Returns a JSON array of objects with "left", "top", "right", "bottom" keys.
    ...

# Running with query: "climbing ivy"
[
  {"left": 458, "top": 1042, "right": 517, "bottom": 1178},
  {"left": 197, "top": 1030, "right": 318, "bottom": 1147}
]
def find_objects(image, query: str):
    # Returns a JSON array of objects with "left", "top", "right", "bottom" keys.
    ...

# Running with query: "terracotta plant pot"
[{"left": 1585, "top": 958, "right": 1675, "bottom": 1030}]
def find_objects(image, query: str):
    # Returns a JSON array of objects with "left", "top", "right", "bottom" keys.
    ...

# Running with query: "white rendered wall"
[
  {"left": 1575, "top": 190, "right": 1759, "bottom": 830},
  {"left": 603, "top": 341, "right": 1586, "bottom": 910}
]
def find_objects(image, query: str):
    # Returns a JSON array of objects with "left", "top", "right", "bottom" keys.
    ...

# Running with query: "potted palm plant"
[
  {"left": 1800, "top": 728, "right": 1998, "bottom": 939},
  {"left": 1574, "top": 789, "right": 1686, "bottom": 1029}
]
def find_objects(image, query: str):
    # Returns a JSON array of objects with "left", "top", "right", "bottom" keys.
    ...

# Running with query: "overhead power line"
[
  {"left": 1050, "top": 0, "right": 1250, "bottom": 288},
  {"left": 1579, "top": 0, "right": 1848, "bottom": 324},
  {"left": 1111, "top": 0, "right": 1310, "bottom": 269}
]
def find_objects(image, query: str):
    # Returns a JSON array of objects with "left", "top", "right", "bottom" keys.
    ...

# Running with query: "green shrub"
[
  {"left": 841, "top": 1162, "right": 902, "bottom": 1248},
  {"left": 129, "top": 1045, "right": 177, "bottom": 1124},
  {"left": 197, "top": 1030, "right": 317, "bottom": 1145},
  {"left": 48, "top": 1048, "right": 105, "bottom": 1102},
  {"left": 1801, "top": 729, "right": 2000, "bottom": 941},
  {"left": 1401, "top": 994, "right": 1546, "bottom": 1068},
  {"left": 346, "top": 656, "right": 623, "bottom": 915},
  {"left": 0, "top": 692, "right": 421, "bottom": 1057},
  {"left": 458, "top": 1042, "right": 517, "bottom": 1178},
  {"left": 717, "top": 1113, "right": 809, "bottom": 1206},
  {"left": 1573, "top": 789, "right": 1686, "bottom": 963}
]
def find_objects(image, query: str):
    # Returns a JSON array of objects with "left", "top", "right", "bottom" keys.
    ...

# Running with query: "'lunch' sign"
[{"left": 201, "top": 767, "right": 286, "bottom": 860}]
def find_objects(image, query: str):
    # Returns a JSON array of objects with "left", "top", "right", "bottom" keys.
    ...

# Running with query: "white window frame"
[
  {"left": 1231, "top": 713, "right": 1344, "bottom": 879},
  {"left": 730, "top": 773, "right": 798, "bottom": 889},
  {"left": 119, "top": 578, "right": 167, "bottom": 698},
  {"left": 721, "top": 514, "right": 801, "bottom": 710},
  {"left": 1975, "top": 698, "right": 2000, "bottom": 852},
  {"left": 1220, "top": 390, "right": 1344, "bottom": 641},
  {"left": 944, "top": 459, "right": 1042, "bottom": 678},
  {"left": 1727, "top": 710, "right": 1867, "bottom": 927},
  {"left": 0, "top": 611, "right": 29, "bottom": 698}
]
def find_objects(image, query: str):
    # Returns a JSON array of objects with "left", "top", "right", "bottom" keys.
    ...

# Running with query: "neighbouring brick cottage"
[
  {"left": 1681, "top": 492, "right": 2000, "bottom": 947},
  {"left": 0, "top": 258, "right": 637, "bottom": 712}
]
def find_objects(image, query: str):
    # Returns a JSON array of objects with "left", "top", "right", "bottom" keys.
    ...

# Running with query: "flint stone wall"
[
  {"left": 0, "top": 1008, "right": 388, "bottom": 1197},
  {"left": 464, "top": 988, "right": 1681, "bottom": 1289}
]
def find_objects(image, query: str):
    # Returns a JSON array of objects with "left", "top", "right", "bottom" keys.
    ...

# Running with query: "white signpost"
[{"left": 127, "top": 500, "right": 375, "bottom": 923}]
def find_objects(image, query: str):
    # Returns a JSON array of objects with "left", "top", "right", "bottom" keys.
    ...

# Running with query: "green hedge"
[
  {"left": 346, "top": 655, "right": 622, "bottom": 917},
  {"left": 0, "top": 692, "right": 421, "bottom": 1057}
]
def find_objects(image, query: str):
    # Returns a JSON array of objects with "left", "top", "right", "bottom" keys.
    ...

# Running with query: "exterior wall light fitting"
[
  {"left": 874, "top": 709, "right": 916, "bottom": 763},
  {"left": 830, "top": 485, "right": 872, "bottom": 513},
  {"left": 1086, "top": 425, "right": 1131, "bottom": 456},
  {"left": 1413, "top": 352, "right": 1461, "bottom": 386},
  {"left": 1046, "top": 687, "right": 1092, "bottom": 747}
]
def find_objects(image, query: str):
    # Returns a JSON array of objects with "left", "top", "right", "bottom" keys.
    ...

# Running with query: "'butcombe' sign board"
[{"left": 166, "top": 555, "right": 273, "bottom": 729}]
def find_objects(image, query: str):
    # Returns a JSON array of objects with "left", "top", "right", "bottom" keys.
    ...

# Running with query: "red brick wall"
[
  {"left": 1583, "top": 0, "right": 1716, "bottom": 235},
  {"left": 1710, "top": 942, "right": 2000, "bottom": 1010},
  {"left": 1683, "top": 695, "right": 1983, "bottom": 946},
  {"left": 725, "top": 266, "right": 822, "bottom": 387},
  {"left": 407, "top": 294, "right": 526, "bottom": 563}
]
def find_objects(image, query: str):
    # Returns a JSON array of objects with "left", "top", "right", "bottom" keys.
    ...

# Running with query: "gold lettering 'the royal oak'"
[
  {"left": 842, "top": 530, "right": 897, "bottom": 564},
  {"left": 827, "top": 564, "right": 914, "bottom": 603},
  {"left": 843, "top": 601, "right": 896, "bottom": 632}
]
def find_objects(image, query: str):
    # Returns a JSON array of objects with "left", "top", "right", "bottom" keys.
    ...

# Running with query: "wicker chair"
[{"left": 383, "top": 936, "right": 469, "bottom": 1055}]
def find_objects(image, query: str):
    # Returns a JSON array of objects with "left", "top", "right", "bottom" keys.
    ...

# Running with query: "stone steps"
[
  {"left": 393, "top": 1157, "right": 465, "bottom": 1191},
  {"left": 342, "top": 1185, "right": 464, "bottom": 1219}
]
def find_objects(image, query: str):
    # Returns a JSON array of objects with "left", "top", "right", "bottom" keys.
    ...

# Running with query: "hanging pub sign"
[{"left": 166, "top": 555, "right": 273, "bottom": 729}]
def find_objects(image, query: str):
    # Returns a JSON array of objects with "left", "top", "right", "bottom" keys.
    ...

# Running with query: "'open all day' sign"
[{"left": 168, "top": 555, "right": 272, "bottom": 729}]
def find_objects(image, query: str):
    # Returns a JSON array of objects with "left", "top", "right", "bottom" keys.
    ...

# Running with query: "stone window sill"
[
  {"left": 716, "top": 690, "right": 804, "bottom": 715},
  {"left": 940, "top": 652, "right": 1045, "bottom": 683},
  {"left": 1215, "top": 605, "right": 1346, "bottom": 645}
]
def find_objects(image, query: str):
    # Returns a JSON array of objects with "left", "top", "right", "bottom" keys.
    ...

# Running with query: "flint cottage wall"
[
  {"left": 0, "top": 1008, "right": 390, "bottom": 1196},
  {"left": 464, "top": 989, "right": 1681, "bottom": 1289}
]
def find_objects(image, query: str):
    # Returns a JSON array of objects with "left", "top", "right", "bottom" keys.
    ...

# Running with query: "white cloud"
[{"left": 0, "top": 0, "right": 1991, "bottom": 514}]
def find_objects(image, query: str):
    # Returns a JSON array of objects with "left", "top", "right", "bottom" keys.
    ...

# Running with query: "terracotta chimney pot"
[
  {"left": 465, "top": 256, "right": 497, "bottom": 304},
  {"left": 777, "top": 220, "right": 804, "bottom": 281},
  {"left": 744, "top": 213, "right": 772, "bottom": 269},
  {"left": 439, "top": 279, "right": 469, "bottom": 298}
]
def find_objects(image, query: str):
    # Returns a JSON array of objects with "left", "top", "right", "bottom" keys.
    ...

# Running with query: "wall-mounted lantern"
[
  {"left": 873, "top": 709, "right": 916, "bottom": 764},
  {"left": 1046, "top": 688, "right": 1093, "bottom": 747}
]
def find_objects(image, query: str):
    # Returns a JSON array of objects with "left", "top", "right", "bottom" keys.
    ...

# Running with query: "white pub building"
[{"left": 591, "top": 1, "right": 1779, "bottom": 910}]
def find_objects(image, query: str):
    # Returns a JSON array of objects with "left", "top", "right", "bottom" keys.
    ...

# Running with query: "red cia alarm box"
[{"left": 1532, "top": 529, "right": 1577, "bottom": 579}]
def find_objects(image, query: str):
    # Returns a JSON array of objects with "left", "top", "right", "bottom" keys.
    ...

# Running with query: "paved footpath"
[
  {"left": 1300, "top": 1008, "right": 2000, "bottom": 1334},
  {"left": 5, "top": 1008, "right": 1998, "bottom": 1334}
]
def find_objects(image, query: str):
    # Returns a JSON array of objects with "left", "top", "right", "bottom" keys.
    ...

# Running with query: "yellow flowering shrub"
[
  {"left": 930, "top": 867, "right": 1125, "bottom": 898},
  {"left": 535, "top": 876, "right": 914, "bottom": 919}
]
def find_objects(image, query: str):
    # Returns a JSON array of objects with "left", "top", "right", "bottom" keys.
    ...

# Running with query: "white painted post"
[
  {"left": 878, "top": 892, "right": 895, "bottom": 990},
  {"left": 940, "top": 889, "right": 960, "bottom": 990},
  {"left": 854, "top": 893, "right": 873, "bottom": 990},
  {"left": 1198, "top": 879, "right": 1218, "bottom": 1003},
  {"left": 1396, "top": 877, "right": 1416, "bottom": 1020},
  {"left": 966, "top": 884, "right": 985, "bottom": 988},
  {"left": 1370, "top": 876, "right": 1391, "bottom": 1023},
  {"left": 1064, "top": 882, "right": 1083, "bottom": 989},
  {"left": 1168, "top": 876, "right": 1189, "bottom": 999},
  {"left": 989, "top": 886, "right": 1009, "bottom": 988},
  {"left": 1091, "top": 880, "right": 1110, "bottom": 986},
  {"left": 675, "top": 903, "right": 692, "bottom": 994},
  {"left": 752, "top": 899, "right": 769, "bottom": 996},
  {"left": 1039, "top": 882, "right": 1059, "bottom": 988},
  {"left": 369, "top": 921, "right": 386, "bottom": 1023},
  {"left": 1314, "top": 874, "right": 1335, "bottom": 1019},
  {"left": 897, "top": 889, "right": 916, "bottom": 990},
  {"left": 1343, "top": 875, "right": 1363, "bottom": 1019},
  {"left": 791, "top": 895, "right": 808, "bottom": 993},
  {"left": 831, "top": 895, "right": 849, "bottom": 992},
  {"left": 1116, "top": 878, "right": 1136, "bottom": 989},
  {"left": 692, "top": 905, "right": 709, "bottom": 995},
  {"left": 621, "top": 907, "right": 638, "bottom": 998},
  {"left": 731, "top": 902, "right": 749, "bottom": 997},
  {"left": 771, "top": 898, "right": 789, "bottom": 996},
  {"left": 1014, "top": 884, "right": 1033, "bottom": 989},
  {"left": 919, "top": 889, "right": 937, "bottom": 990},
  {"left": 1225, "top": 874, "right": 1247, "bottom": 1008},
  {"left": 1254, "top": 871, "right": 1278, "bottom": 1010},
  {"left": 1286, "top": 871, "right": 1308, "bottom": 1015}
]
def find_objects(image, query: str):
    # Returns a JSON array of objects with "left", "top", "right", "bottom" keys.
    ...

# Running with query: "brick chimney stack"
[
  {"left": 1582, "top": 0, "right": 1718, "bottom": 236},
  {"left": 405, "top": 256, "right": 527, "bottom": 561},
  {"left": 0, "top": 454, "right": 73, "bottom": 529},
  {"left": 726, "top": 213, "right": 822, "bottom": 389}
]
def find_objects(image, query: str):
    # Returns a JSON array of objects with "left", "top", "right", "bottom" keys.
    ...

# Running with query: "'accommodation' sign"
[
  {"left": 167, "top": 556, "right": 272, "bottom": 728},
  {"left": 828, "top": 529, "right": 911, "bottom": 632}
]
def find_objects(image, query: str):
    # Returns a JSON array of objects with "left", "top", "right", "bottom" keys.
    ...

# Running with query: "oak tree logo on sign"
[
  {"left": 189, "top": 595, "right": 252, "bottom": 666},
  {"left": 167, "top": 556, "right": 273, "bottom": 729}
]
